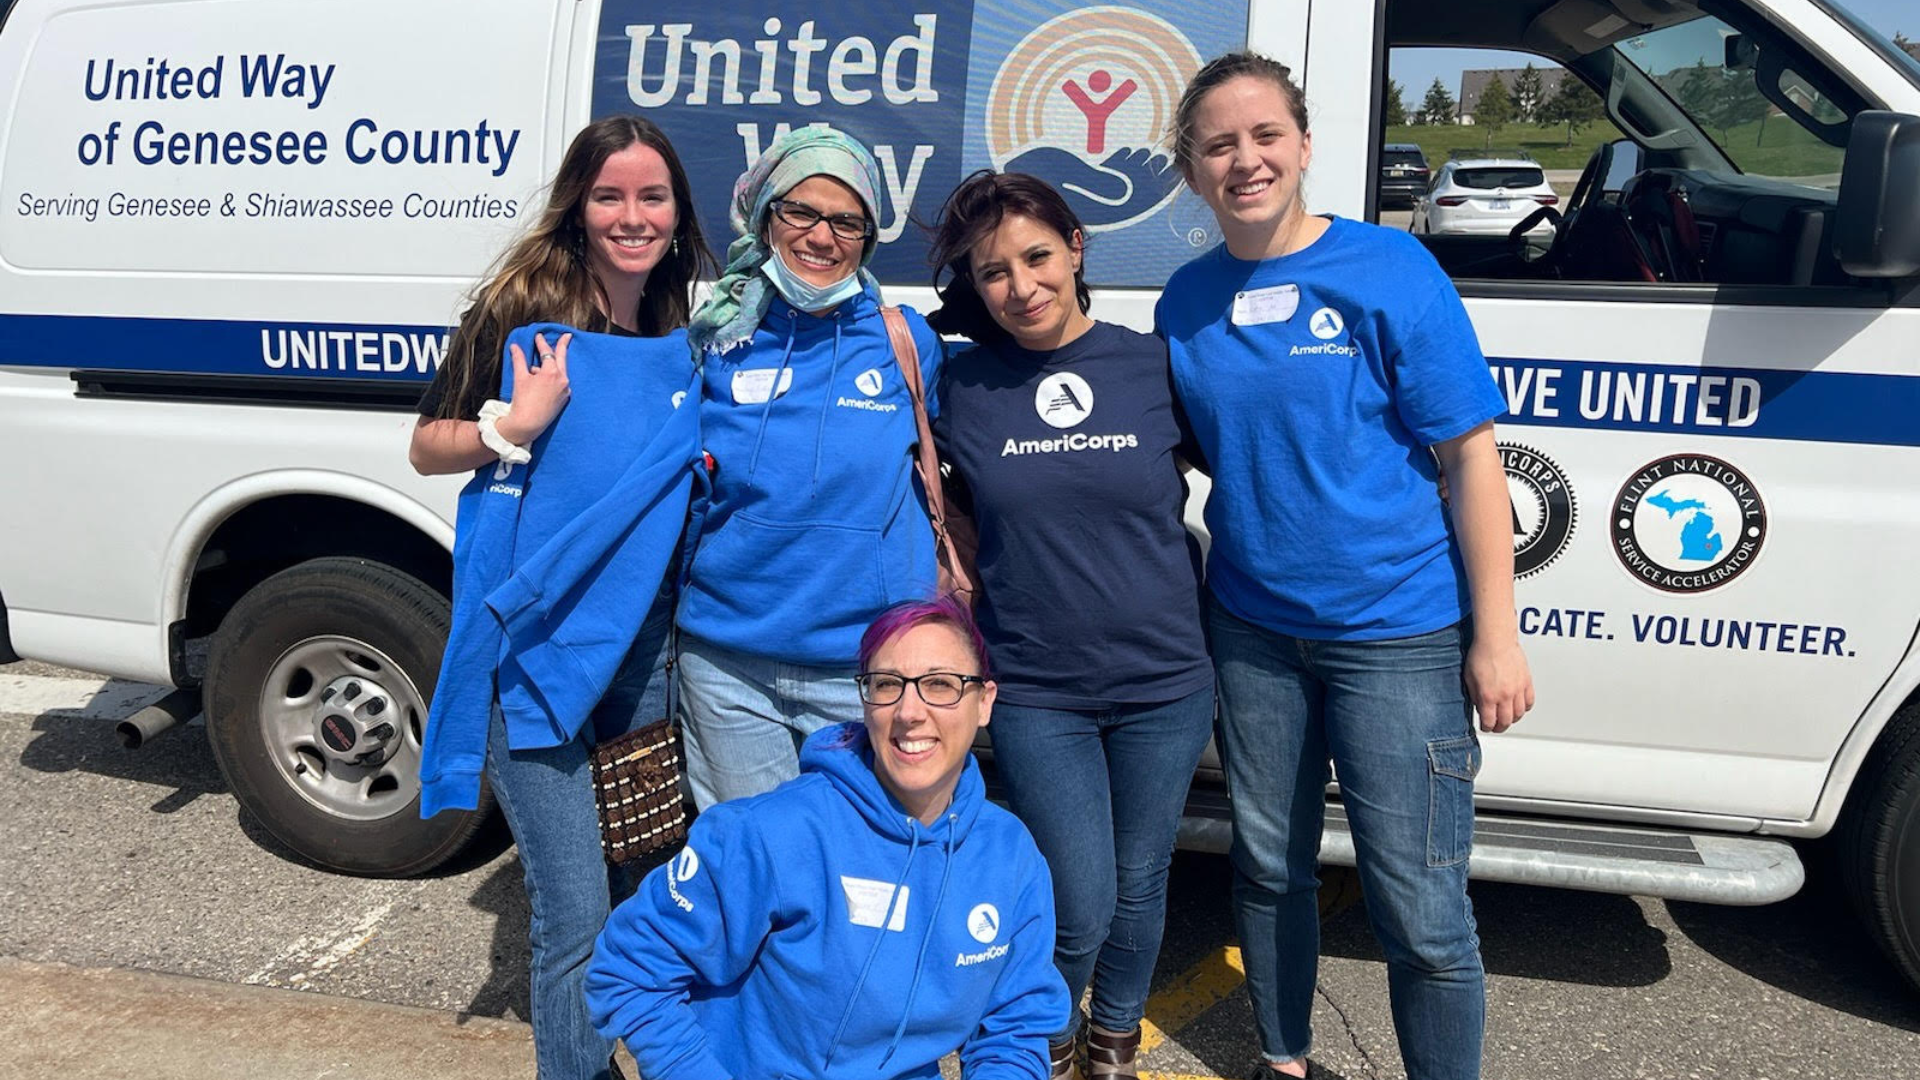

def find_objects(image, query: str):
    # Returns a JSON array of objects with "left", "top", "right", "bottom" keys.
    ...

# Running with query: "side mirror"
[{"left": 1835, "top": 111, "right": 1920, "bottom": 278}]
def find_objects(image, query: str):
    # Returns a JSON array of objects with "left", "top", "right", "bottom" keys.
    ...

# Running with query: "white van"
[{"left": 3, "top": 0, "right": 1918, "bottom": 987}]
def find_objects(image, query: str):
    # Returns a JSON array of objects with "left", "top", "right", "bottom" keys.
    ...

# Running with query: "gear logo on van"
[
  {"left": 984, "top": 8, "right": 1202, "bottom": 233},
  {"left": 1611, "top": 454, "right": 1768, "bottom": 594},
  {"left": 1501, "top": 443, "right": 1576, "bottom": 579}
]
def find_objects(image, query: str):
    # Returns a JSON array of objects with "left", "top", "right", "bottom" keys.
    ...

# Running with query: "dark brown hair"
[
  {"left": 1171, "top": 52, "right": 1311, "bottom": 178},
  {"left": 924, "top": 170, "right": 1090, "bottom": 344},
  {"left": 435, "top": 115, "right": 716, "bottom": 419}
]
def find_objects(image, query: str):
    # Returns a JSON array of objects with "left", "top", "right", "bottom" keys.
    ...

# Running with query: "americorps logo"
[
  {"left": 1034, "top": 371, "right": 1094, "bottom": 428},
  {"left": 984, "top": 8, "right": 1202, "bottom": 235},
  {"left": 673, "top": 846, "right": 700, "bottom": 882},
  {"left": 856, "top": 368, "right": 885, "bottom": 397},
  {"left": 1309, "top": 307, "right": 1345, "bottom": 340},
  {"left": 967, "top": 903, "right": 1000, "bottom": 943}
]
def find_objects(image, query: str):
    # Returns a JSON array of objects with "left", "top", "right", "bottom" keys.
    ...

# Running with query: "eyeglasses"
[
  {"left": 855, "top": 671, "right": 986, "bottom": 707},
  {"left": 770, "top": 199, "right": 875, "bottom": 242}
]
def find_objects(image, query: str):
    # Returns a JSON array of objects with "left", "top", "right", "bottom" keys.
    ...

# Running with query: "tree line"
[{"left": 1386, "top": 64, "right": 1602, "bottom": 147}]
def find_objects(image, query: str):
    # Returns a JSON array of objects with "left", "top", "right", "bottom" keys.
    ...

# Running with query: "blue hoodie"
[
  {"left": 586, "top": 724, "right": 1069, "bottom": 1080},
  {"left": 677, "top": 287, "right": 944, "bottom": 666},
  {"left": 418, "top": 323, "right": 700, "bottom": 818}
]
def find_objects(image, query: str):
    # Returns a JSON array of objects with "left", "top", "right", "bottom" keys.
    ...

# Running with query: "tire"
[
  {"left": 204, "top": 556, "right": 491, "bottom": 877},
  {"left": 1836, "top": 699, "right": 1920, "bottom": 991}
]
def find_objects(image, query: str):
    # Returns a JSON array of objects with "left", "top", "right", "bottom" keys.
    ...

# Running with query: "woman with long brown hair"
[{"left": 409, "top": 113, "right": 714, "bottom": 1080}]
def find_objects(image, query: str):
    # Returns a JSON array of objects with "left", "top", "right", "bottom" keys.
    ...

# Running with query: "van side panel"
[{"left": 0, "top": 0, "right": 568, "bottom": 681}]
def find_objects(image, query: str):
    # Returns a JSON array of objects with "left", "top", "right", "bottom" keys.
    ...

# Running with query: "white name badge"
[
  {"left": 731, "top": 367, "right": 794, "bottom": 404},
  {"left": 1231, "top": 284, "right": 1300, "bottom": 326},
  {"left": 842, "top": 876, "right": 910, "bottom": 931}
]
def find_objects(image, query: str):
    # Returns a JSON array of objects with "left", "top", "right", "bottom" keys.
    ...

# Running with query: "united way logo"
[
  {"left": 1501, "top": 443, "right": 1576, "bottom": 580},
  {"left": 1034, "top": 371, "right": 1094, "bottom": 428},
  {"left": 855, "top": 368, "right": 885, "bottom": 397},
  {"left": 985, "top": 8, "right": 1202, "bottom": 234},
  {"left": 1308, "top": 308, "right": 1345, "bottom": 340},
  {"left": 1611, "top": 454, "right": 1767, "bottom": 593},
  {"left": 967, "top": 903, "right": 1001, "bottom": 944}
]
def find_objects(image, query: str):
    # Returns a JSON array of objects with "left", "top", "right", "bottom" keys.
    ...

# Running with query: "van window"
[
  {"left": 1612, "top": 15, "right": 1847, "bottom": 186},
  {"left": 1379, "top": 0, "right": 1882, "bottom": 294},
  {"left": 1454, "top": 166, "right": 1545, "bottom": 189},
  {"left": 590, "top": 0, "right": 1252, "bottom": 288}
]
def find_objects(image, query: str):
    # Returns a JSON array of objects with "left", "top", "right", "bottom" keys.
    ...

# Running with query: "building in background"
[{"left": 1457, "top": 66, "right": 1572, "bottom": 124}]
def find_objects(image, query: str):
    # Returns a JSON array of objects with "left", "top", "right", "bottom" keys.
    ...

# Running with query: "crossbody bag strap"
[{"left": 879, "top": 306, "right": 950, "bottom": 535}]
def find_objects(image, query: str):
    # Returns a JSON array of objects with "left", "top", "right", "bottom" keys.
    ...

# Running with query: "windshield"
[
  {"left": 1812, "top": 0, "right": 1920, "bottom": 89},
  {"left": 1615, "top": 13, "right": 1848, "bottom": 187},
  {"left": 1454, "top": 167, "right": 1543, "bottom": 189}
]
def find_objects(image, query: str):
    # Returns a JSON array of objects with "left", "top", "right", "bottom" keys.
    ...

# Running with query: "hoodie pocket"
[{"left": 683, "top": 510, "right": 888, "bottom": 658}]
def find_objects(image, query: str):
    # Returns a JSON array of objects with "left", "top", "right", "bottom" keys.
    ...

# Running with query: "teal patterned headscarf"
[{"left": 687, "top": 126, "right": 885, "bottom": 360}]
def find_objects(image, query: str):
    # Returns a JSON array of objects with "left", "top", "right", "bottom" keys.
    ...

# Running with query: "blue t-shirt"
[
  {"left": 1155, "top": 216, "right": 1505, "bottom": 641},
  {"left": 934, "top": 321, "right": 1212, "bottom": 707}
]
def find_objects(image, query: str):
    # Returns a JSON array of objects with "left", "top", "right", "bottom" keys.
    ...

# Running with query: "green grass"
[
  {"left": 1383, "top": 122, "right": 1631, "bottom": 170},
  {"left": 1383, "top": 116, "right": 1843, "bottom": 182}
]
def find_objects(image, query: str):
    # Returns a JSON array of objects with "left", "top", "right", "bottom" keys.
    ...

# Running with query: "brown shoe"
[
  {"left": 1084, "top": 1024, "right": 1141, "bottom": 1080},
  {"left": 1049, "top": 1032, "right": 1082, "bottom": 1080}
]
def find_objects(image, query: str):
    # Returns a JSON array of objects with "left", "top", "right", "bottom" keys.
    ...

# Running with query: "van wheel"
[
  {"left": 1836, "top": 700, "right": 1920, "bottom": 990},
  {"left": 204, "top": 557, "right": 490, "bottom": 877}
]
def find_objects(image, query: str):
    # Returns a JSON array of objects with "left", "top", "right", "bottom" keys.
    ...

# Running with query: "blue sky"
[{"left": 1386, "top": 0, "right": 1912, "bottom": 114}]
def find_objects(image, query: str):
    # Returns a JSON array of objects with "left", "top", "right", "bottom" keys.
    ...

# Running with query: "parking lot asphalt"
[{"left": 4, "top": 662, "right": 1917, "bottom": 1079}]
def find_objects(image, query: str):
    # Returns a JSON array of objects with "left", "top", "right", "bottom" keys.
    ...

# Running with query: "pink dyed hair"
[{"left": 856, "top": 596, "right": 992, "bottom": 679}]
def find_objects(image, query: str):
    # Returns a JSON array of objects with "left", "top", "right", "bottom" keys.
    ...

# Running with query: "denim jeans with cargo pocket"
[{"left": 1209, "top": 598, "right": 1484, "bottom": 1080}]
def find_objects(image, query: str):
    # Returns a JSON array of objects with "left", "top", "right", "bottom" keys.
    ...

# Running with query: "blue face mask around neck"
[{"left": 762, "top": 247, "right": 866, "bottom": 313}]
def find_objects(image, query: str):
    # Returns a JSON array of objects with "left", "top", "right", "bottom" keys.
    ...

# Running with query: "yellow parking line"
[{"left": 1137, "top": 945, "right": 1246, "bottom": 1056}]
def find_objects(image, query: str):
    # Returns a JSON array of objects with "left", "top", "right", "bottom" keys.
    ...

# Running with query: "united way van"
[{"left": 3, "top": 0, "right": 1918, "bottom": 986}]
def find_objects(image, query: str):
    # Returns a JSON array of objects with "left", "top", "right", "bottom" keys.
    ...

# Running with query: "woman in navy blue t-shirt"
[
  {"left": 1157, "top": 53, "right": 1534, "bottom": 1080},
  {"left": 925, "top": 170, "right": 1214, "bottom": 1080}
]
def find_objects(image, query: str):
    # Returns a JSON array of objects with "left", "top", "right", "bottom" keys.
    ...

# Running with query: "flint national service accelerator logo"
[
  {"left": 1611, "top": 453, "right": 1767, "bottom": 593},
  {"left": 986, "top": 8, "right": 1202, "bottom": 235},
  {"left": 1501, "top": 443, "right": 1576, "bottom": 579},
  {"left": 1034, "top": 371, "right": 1094, "bottom": 428}
]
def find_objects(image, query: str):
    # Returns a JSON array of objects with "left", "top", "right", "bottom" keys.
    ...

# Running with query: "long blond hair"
[{"left": 434, "top": 115, "right": 715, "bottom": 419}]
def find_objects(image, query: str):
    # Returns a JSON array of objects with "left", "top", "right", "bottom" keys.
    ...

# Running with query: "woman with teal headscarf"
[{"left": 675, "top": 125, "right": 948, "bottom": 808}]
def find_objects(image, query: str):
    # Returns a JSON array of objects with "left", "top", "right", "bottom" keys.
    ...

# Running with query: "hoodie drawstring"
[
  {"left": 879, "top": 812, "right": 956, "bottom": 1069},
  {"left": 825, "top": 824, "right": 920, "bottom": 1071},
  {"left": 745, "top": 313, "right": 800, "bottom": 484},
  {"left": 809, "top": 317, "right": 846, "bottom": 499}
]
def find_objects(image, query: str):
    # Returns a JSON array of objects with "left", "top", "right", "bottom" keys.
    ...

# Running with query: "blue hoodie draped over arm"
[{"left": 418, "top": 324, "right": 700, "bottom": 818}]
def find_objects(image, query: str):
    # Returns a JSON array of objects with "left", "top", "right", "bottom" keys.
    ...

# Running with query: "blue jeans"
[
  {"left": 1209, "top": 599, "right": 1484, "bottom": 1080},
  {"left": 485, "top": 596, "right": 674, "bottom": 1080},
  {"left": 675, "top": 634, "right": 863, "bottom": 809},
  {"left": 989, "top": 687, "right": 1216, "bottom": 1039}
]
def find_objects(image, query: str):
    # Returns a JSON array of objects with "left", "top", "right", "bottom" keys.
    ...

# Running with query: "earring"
[{"left": 672, "top": 237, "right": 680, "bottom": 256}]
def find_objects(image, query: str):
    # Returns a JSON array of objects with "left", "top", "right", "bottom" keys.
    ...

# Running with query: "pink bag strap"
[{"left": 879, "top": 306, "right": 950, "bottom": 536}]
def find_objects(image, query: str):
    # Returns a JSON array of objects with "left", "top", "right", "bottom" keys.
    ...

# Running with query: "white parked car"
[{"left": 1412, "top": 156, "right": 1560, "bottom": 236}]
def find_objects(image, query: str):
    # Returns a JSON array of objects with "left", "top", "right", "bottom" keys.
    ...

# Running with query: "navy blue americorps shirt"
[
  {"left": 1156, "top": 216, "right": 1506, "bottom": 641},
  {"left": 934, "top": 321, "right": 1212, "bottom": 708}
]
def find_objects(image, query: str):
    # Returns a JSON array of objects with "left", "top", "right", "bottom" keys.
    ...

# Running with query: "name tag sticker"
[
  {"left": 731, "top": 368, "right": 794, "bottom": 405},
  {"left": 842, "top": 876, "right": 909, "bottom": 931},
  {"left": 1231, "top": 284, "right": 1300, "bottom": 326}
]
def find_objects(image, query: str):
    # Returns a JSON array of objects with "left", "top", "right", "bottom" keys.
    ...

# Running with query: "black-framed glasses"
[
  {"left": 770, "top": 199, "right": 875, "bottom": 241},
  {"left": 855, "top": 671, "right": 986, "bottom": 707}
]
